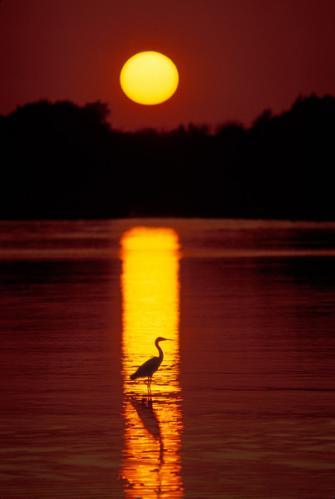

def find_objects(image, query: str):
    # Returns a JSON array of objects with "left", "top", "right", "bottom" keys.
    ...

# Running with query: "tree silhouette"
[{"left": 1, "top": 95, "right": 335, "bottom": 219}]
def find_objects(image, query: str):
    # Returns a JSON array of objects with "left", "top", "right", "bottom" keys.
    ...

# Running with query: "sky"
[{"left": 1, "top": 0, "right": 335, "bottom": 130}]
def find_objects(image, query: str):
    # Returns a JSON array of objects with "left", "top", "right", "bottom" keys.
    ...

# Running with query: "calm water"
[{"left": 1, "top": 219, "right": 335, "bottom": 498}]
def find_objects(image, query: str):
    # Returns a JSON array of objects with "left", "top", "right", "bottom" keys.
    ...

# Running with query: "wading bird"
[{"left": 130, "top": 337, "right": 169, "bottom": 394}]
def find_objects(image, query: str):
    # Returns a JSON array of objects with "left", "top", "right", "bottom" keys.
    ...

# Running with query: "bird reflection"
[
  {"left": 130, "top": 396, "right": 164, "bottom": 466},
  {"left": 122, "top": 396, "right": 166, "bottom": 498},
  {"left": 122, "top": 394, "right": 183, "bottom": 498}
]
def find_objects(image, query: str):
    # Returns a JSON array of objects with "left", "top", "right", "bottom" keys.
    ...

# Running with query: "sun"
[{"left": 120, "top": 51, "right": 179, "bottom": 106}]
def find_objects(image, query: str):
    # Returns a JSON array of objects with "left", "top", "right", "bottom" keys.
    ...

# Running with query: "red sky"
[{"left": 1, "top": 0, "right": 335, "bottom": 130}]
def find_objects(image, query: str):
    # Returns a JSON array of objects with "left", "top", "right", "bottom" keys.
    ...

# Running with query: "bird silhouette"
[{"left": 130, "top": 337, "right": 169, "bottom": 394}]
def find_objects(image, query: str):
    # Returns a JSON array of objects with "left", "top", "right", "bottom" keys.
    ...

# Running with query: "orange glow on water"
[
  {"left": 120, "top": 227, "right": 183, "bottom": 497},
  {"left": 121, "top": 227, "right": 180, "bottom": 396}
]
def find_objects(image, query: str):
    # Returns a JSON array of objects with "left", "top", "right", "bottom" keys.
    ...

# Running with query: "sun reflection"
[{"left": 121, "top": 227, "right": 183, "bottom": 498}]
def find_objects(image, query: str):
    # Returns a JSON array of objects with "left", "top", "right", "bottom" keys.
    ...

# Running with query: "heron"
[{"left": 130, "top": 337, "right": 169, "bottom": 394}]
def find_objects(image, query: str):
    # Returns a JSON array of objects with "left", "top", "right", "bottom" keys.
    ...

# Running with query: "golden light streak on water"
[{"left": 120, "top": 227, "right": 183, "bottom": 498}]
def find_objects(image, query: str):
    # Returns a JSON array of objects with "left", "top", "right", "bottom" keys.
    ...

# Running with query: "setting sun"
[{"left": 120, "top": 51, "right": 179, "bottom": 105}]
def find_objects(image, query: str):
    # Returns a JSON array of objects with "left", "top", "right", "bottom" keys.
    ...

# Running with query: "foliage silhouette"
[{"left": 1, "top": 94, "right": 334, "bottom": 219}]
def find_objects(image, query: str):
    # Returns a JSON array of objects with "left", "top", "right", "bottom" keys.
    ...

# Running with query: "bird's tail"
[{"left": 130, "top": 372, "right": 137, "bottom": 381}]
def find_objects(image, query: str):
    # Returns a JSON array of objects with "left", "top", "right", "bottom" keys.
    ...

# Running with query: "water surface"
[{"left": 1, "top": 219, "right": 335, "bottom": 498}]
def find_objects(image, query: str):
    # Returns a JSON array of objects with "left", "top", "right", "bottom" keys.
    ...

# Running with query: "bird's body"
[
  {"left": 130, "top": 355, "right": 162, "bottom": 380},
  {"left": 130, "top": 337, "right": 169, "bottom": 392}
]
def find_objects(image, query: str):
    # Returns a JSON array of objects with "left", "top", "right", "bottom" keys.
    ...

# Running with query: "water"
[{"left": 1, "top": 219, "right": 335, "bottom": 498}]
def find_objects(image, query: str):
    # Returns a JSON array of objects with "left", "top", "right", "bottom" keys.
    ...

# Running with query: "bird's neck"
[{"left": 155, "top": 341, "right": 164, "bottom": 361}]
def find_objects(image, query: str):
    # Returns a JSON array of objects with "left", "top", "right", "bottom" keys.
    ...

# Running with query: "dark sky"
[{"left": 1, "top": 0, "right": 335, "bottom": 130}]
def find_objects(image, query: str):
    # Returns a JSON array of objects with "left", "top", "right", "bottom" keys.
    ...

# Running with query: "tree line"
[{"left": 0, "top": 94, "right": 334, "bottom": 219}]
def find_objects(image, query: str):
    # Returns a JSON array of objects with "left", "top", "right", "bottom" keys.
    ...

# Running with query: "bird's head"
[{"left": 155, "top": 336, "right": 170, "bottom": 343}]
